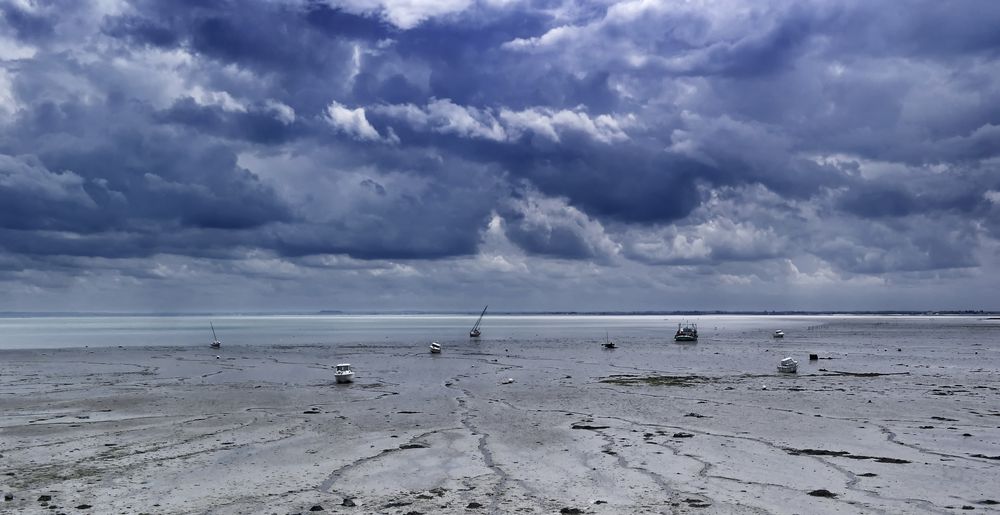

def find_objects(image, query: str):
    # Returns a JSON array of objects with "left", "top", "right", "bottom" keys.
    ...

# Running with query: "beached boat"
[
  {"left": 334, "top": 363, "right": 355, "bottom": 383},
  {"left": 603, "top": 331, "right": 616, "bottom": 349},
  {"left": 773, "top": 330, "right": 785, "bottom": 338},
  {"left": 210, "top": 322, "right": 221, "bottom": 348},
  {"left": 429, "top": 342, "right": 441, "bottom": 353},
  {"left": 470, "top": 305, "right": 487, "bottom": 338},
  {"left": 674, "top": 321, "right": 698, "bottom": 342},
  {"left": 777, "top": 357, "right": 798, "bottom": 373}
]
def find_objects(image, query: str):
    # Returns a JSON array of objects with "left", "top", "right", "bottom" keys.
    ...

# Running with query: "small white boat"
[
  {"left": 773, "top": 330, "right": 785, "bottom": 338},
  {"left": 210, "top": 322, "right": 222, "bottom": 348},
  {"left": 777, "top": 357, "right": 798, "bottom": 373},
  {"left": 334, "top": 363, "right": 355, "bottom": 383},
  {"left": 429, "top": 342, "right": 441, "bottom": 353}
]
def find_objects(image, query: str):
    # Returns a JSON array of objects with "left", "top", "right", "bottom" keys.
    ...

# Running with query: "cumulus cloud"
[
  {"left": 371, "top": 98, "right": 630, "bottom": 143},
  {"left": 0, "top": 153, "right": 94, "bottom": 207},
  {"left": 325, "top": 100, "right": 384, "bottom": 141},
  {"left": 1, "top": 0, "right": 999, "bottom": 311},
  {"left": 499, "top": 189, "right": 621, "bottom": 261},
  {"left": 333, "top": 0, "right": 475, "bottom": 29}
]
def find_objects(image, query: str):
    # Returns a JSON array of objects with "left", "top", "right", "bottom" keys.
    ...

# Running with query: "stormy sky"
[{"left": 1, "top": 0, "right": 999, "bottom": 312}]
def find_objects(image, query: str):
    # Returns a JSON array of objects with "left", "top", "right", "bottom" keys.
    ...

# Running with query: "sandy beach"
[{"left": 2, "top": 316, "right": 999, "bottom": 514}]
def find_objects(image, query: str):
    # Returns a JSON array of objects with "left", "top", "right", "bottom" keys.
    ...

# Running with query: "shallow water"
[{"left": 1, "top": 314, "right": 998, "bottom": 379}]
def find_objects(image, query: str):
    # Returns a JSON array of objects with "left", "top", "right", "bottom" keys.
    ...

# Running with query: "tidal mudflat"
[{"left": 1, "top": 316, "right": 999, "bottom": 514}]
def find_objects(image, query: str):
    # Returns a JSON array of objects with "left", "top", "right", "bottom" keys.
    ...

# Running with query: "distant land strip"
[{"left": 0, "top": 310, "right": 997, "bottom": 317}]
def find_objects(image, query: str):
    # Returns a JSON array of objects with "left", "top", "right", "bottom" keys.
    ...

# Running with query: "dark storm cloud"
[
  {"left": 1, "top": 0, "right": 999, "bottom": 298},
  {"left": 0, "top": 3, "right": 55, "bottom": 42},
  {"left": 154, "top": 97, "right": 304, "bottom": 144}
]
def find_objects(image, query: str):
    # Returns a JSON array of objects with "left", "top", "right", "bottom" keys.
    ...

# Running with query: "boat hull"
[
  {"left": 334, "top": 372, "right": 354, "bottom": 383},
  {"left": 777, "top": 358, "right": 798, "bottom": 373},
  {"left": 674, "top": 335, "right": 698, "bottom": 342}
]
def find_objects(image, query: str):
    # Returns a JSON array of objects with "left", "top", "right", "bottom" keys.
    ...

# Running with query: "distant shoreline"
[{"left": 0, "top": 310, "right": 997, "bottom": 318}]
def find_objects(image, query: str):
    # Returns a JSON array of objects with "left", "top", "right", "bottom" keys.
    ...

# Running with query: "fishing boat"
[
  {"left": 777, "top": 357, "right": 798, "bottom": 373},
  {"left": 674, "top": 321, "right": 698, "bottom": 342},
  {"left": 334, "top": 363, "right": 355, "bottom": 383},
  {"left": 773, "top": 330, "right": 785, "bottom": 338},
  {"left": 429, "top": 342, "right": 441, "bottom": 353},
  {"left": 603, "top": 331, "right": 616, "bottom": 349},
  {"left": 469, "top": 305, "right": 487, "bottom": 338},
  {"left": 210, "top": 322, "right": 222, "bottom": 348}
]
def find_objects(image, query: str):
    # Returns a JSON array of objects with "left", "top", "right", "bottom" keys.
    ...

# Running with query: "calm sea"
[{"left": 0, "top": 314, "right": 997, "bottom": 351}]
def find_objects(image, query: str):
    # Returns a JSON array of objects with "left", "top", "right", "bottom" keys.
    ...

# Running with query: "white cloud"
[
  {"left": 0, "top": 154, "right": 96, "bottom": 207},
  {"left": 325, "top": 101, "right": 384, "bottom": 141},
  {"left": 374, "top": 99, "right": 630, "bottom": 144},
  {"left": 502, "top": 191, "right": 622, "bottom": 261},
  {"left": 329, "top": 0, "right": 474, "bottom": 29},
  {"left": 189, "top": 86, "right": 247, "bottom": 112},
  {"left": 265, "top": 100, "right": 296, "bottom": 124},
  {"left": 500, "top": 107, "right": 629, "bottom": 143},
  {"left": 374, "top": 98, "right": 507, "bottom": 140},
  {"left": 0, "top": 36, "right": 37, "bottom": 60}
]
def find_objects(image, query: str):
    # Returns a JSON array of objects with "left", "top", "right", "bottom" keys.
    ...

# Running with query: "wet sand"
[{"left": 2, "top": 318, "right": 999, "bottom": 514}]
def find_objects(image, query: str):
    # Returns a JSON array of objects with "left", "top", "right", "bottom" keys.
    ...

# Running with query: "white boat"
[
  {"left": 210, "top": 322, "right": 221, "bottom": 348},
  {"left": 674, "top": 321, "right": 698, "bottom": 342},
  {"left": 469, "top": 305, "right": 487, "bottom": 338},
  {"left": 777, "top": 357, "right": 798, "bottom": 373},
  {"left": 773, "top": 330, "right": 785, "bottom": 338},
  {"left": 429, "top": 342, "right": 441, "bottom": 353},
  {"left": 334, "top": 363, "right": 355, "bottom": 383}
]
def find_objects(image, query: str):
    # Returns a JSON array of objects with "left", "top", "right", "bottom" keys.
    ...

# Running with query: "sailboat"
[
  {"left": 603, "top": 331, "right": 616, "bottom": 349},
  {"left": 210, "top": 322, "right": 222, "bottom": 348},
  {"left": 469, "top": 305, "right": 487, "bottom": 338}
]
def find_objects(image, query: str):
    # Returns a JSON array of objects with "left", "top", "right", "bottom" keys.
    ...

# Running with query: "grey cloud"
[{"left": 2, "top": 0, "right": 1000, "bottom": 311}]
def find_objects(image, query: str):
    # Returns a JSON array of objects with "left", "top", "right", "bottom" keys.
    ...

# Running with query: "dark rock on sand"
[
  {"left": 978, "top": 500, "right": 999, "bottom": 505},
  {"left": 560, "top": 508, "right": 584, "bottom": 514},
  {"left": 341, "top": 498, "right": 356, "bottom": 507},
  {"left": 858, "top": 473, "right": 878, "bottom": 477},
  {"left": 808, "top": 489, "right": 838, "bottom": 498},
  {"left": 75, "top": 504, "right": 92, "bottom": 510},
  {"left": 38, "top": 495, "right": 52, "bottom": 502},
  {"left": 672, "top": 432, "right": 694, "bottom": 438},
  {"left": 4, "top": 494, "right": 13, "bottom": 501},
  {"left": 398, "top": 443, "right": 428, "bottom": 449},
  {"left": 403, "top": 511, "right": 423, "bottom": 515},
  {"left": 970, "top": 454, "right": 1000, "bottom": 460},
  {"left": 571, "top": 424, "right": 610, "bottom": 430},
  {"left": 309, "top": 505, "right": 324, "bottom": 512},
  {"left": 874, "top": 457, "right": 911, "bottom": 464},
  {"left": 466, "top": 501, "right": 483, "bottom": 509}
]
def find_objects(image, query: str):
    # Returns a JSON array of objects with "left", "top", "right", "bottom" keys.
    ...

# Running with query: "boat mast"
[
  {"left": 211, "top": 322, "right": 218, "bottom": 341},
  {"left": 472, "top": 305, "right": 488, "bottom": 331}
]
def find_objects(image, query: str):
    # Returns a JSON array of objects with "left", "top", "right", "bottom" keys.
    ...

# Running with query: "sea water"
[{"left": 0, "top": 315, "right": 997, "bottom": 372}]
